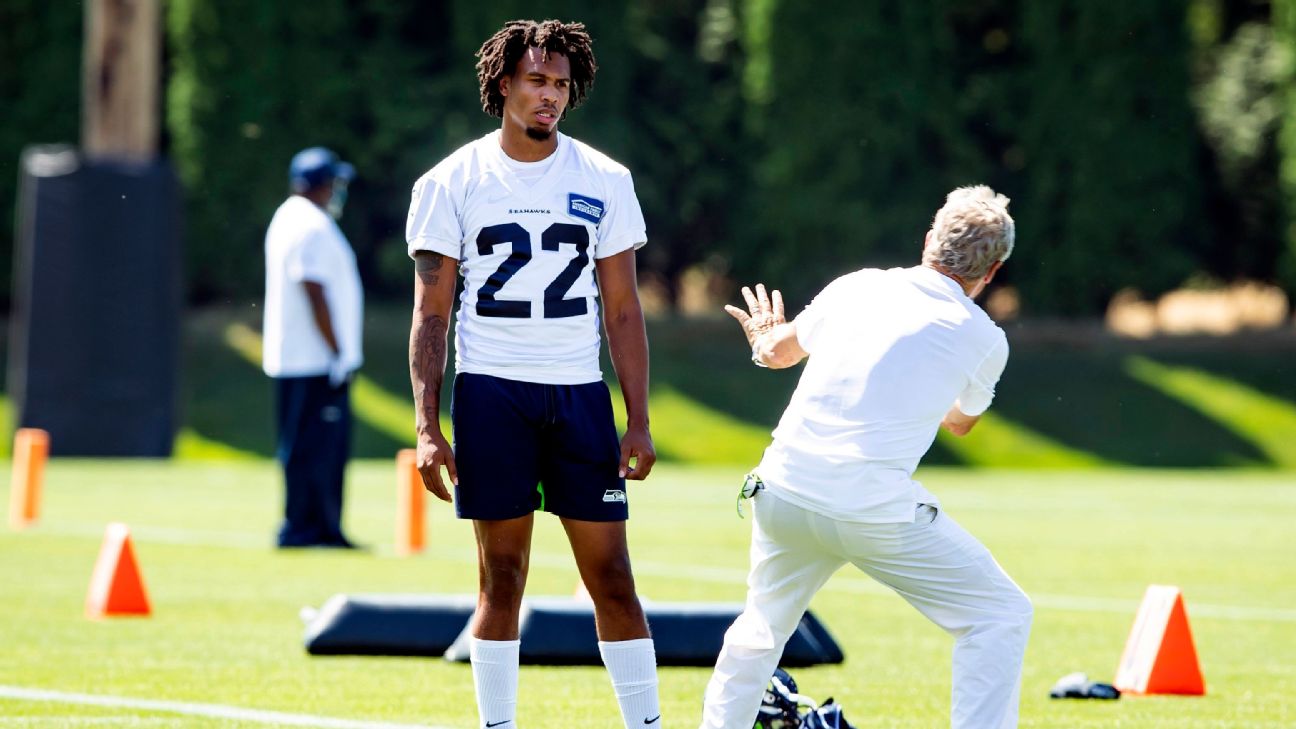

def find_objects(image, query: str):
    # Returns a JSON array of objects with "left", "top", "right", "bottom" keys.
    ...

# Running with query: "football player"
[{"left": 406, "top": 19, "right": 659, "bottom": 729}]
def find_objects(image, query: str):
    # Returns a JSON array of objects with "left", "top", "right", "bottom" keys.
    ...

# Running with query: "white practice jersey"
[
  {"left": 406, "top": 131, "right": 647, "bottom": 384},
  {"left": 262, "top": 196, "right": 364, "bottom": 378},
  {"left": 757, "top": 266, "right": 1009, "bottom": 523}
]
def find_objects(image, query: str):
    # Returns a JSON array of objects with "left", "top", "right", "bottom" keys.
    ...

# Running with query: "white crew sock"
[
  {"left": 599, "top": 638, "right": 661, "bottom": 728},
  {"left": 470, "top": 637, "right": 520, "bottom": 729}
]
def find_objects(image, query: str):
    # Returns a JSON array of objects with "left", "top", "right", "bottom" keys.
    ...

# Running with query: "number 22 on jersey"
[{"left": 475, "top": 222, "right": 590, "bottom": 319}]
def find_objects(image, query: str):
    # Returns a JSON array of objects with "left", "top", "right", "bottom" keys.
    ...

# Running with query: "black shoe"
[
  {"left": 277, "top": 536, "right": 366, "bottom": 551},
  {"left": 1049, "top": 672, "right": 1120, "bottom": 700},
  {"left": 320, "top": 536, "right": 368, "bottom": 551}
]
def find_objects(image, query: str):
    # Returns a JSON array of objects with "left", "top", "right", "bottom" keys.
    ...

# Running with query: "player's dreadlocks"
[{"left": 476, "top": 19, "right": 598, "bottom": 119}]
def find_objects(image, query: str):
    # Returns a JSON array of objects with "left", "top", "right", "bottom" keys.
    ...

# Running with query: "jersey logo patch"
[
  {"left": 602, "top": 489, "right": 626, "bottom": 503},
  {"left": 568, "top": 193, "right": 604, "bottom": 224}
]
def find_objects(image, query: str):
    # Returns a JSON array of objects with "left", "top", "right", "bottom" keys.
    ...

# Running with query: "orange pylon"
[
  {"left": 86, "top": 522, "right": 151, "bottom": 618},
  {"left": 8, "top": 428, "right": 49, "bottom": 529},
  {"left": 396, "top": 449, "right": 425, "bottom": 556},
  {"left": 1114, "top": 585, "right": 1205, "bottom": 695}
]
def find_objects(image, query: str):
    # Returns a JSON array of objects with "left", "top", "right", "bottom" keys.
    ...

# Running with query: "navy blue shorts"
[{"left": 450, "top": 372, "right": 627, "bottom": 521}]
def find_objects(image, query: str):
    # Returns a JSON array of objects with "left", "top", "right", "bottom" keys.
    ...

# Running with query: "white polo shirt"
[
  {"left": 756, "top": 265, "right": 1008, "bottom": 523},
  {"left": 262, "top": 196, "right": 364, "bottom": 378},
  {"left": 406, "top": 131, "right": 647, "bottom": 385}
]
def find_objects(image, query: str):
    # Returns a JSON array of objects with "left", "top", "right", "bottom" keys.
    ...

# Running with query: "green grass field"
[{"left": 3, "top": 460, "right": 1294, "bottom": 727}]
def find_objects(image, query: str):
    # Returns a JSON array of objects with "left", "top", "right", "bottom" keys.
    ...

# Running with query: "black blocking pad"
[
  {"left": 303, "top": 594, "right": 478, "bottom": 656},
  {"left": 441, "top": 597, "right": 844, "bottom": 667},
  {"left": 304, "top": 594, "right": 843, "bottom": 666}
]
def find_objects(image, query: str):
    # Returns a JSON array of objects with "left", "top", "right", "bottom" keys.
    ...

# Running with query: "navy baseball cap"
[{"left": 289, "top": 147, "right": 355, "bottom": 191}]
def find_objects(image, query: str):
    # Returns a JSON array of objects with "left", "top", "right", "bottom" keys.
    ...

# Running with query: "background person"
[
  {"left": 262, "top": 146, "right": 363, "bottom": 549},
  {"left": 702, "top": 186, "right": 1033, "bottom": 729},
  {"left": 406, "top": 19, "right": 661, "bottom": 729}
]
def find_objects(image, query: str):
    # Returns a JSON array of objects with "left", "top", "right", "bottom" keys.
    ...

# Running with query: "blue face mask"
[{"left": 327, "top": 178, "right": 349, "bottom": 220}]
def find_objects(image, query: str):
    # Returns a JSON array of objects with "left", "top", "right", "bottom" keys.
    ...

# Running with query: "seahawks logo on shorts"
[{"left": 602, "top": 489, "right": 626, "bottom": 503}]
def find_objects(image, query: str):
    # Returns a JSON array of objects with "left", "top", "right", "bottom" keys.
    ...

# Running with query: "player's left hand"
[
  {"left": 619, "top": 424, "right": 656, "bottom": 481},
  {"left": 725, "top": 283, "right": 786, "bottom": 349}
]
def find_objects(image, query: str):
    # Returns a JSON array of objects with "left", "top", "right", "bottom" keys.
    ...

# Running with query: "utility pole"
[
  {"left": 83, "top": 0, "right": 160, "bottom": 161},
  {"left": 9, "top": 0, "right": 180, "bottom": 457}
]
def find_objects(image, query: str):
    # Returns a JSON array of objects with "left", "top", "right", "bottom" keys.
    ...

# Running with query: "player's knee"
[
  {"left": 479, "top": 555, "right": 528, "bottom": 603},
  {"left": 587, "top": 572, "right": 637, "bottom": 606},
  {"left": 583, "top": 558, "right": 639, "bottom": 606}
]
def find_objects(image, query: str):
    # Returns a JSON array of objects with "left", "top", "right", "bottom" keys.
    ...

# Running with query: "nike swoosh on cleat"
[
  {"left": 486, "top": 721, "right": 511, "bottom": 727},
  {"left": 643, "top": 716, "right": 661, "bottom": 725}
]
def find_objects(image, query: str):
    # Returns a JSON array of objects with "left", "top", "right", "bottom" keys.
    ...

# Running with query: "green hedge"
[
  {"left": 1012, "top": 1, "right": 1203, "bottom": 314},
  {"left": 0, "top": 1, "right": 81, "bottom": 305},
  {"left": 166, "top": 1, "right": 469, "bottom": 302},
  {"left": 0, "top": 0, "right": 1288, "bottom": 314},
  {"left": 732, "top": 1, "right": 1000, "bottom": 307},
  {"left": 1277, "top": 0, "right": 1296, "bottom": 293}
]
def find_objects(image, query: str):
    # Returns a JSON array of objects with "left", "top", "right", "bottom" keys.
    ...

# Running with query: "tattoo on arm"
[
  {"left": 410, "top": 313, "right": 448, "bottom": 429},
  {"left": 414, "top": 252, "right": 446, "bottom": 286}
]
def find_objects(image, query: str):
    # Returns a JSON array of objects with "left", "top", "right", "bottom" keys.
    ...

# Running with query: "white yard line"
[
  {"left": 0, "top": 686, "right": 448, "bottom": 729},
  {"left": 35, "top": 522, "right": 1296, "bottom": 623}
]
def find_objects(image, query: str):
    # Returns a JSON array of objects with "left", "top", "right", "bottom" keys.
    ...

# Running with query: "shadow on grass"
[
  {"left": 1153, "top": 346, "right": 1296, "bottom": 405},
  {"left": 183, "top": 306, "right": 408, "bottom": 459},
  {"left": 951, "top": 343, "right": 1272, "bottom": 467},
  {"left": 15, "top": 305, "right": 1290, "bottom": 468},
  {"left": 643, "top": 317, "right": 1290, "bottom": 468}
]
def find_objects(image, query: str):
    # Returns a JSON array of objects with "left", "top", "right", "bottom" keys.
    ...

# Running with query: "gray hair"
[{"left": 922, "top": 185, "right": 1015, "bottom": 280}]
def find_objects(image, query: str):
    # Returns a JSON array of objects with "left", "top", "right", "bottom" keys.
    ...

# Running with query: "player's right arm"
[
  {"left": 302, "top": 281, "right": 339, "bottom": 356},
  {"left": 409, "top": 250, "right": 459, "bottom": 501}
]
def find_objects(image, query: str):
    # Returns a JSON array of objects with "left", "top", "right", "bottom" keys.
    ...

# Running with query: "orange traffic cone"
[
  {"left": 1114, "top": 585, "right": 1205, "bottom": 695},
  {"left": 396, "top": 449, "right": 425, "bottom": 556},
  {"left": 86, "top": 523, "right": 151, "bottom": 618},
  {"left": 8, "top": 428, "right": 49, "bottom": 529}
]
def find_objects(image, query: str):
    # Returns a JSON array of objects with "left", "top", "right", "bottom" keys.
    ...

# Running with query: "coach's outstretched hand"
[
  {"left": 416, "top": 431, "right": 457, "bottom": 502},
  {"left": 725, "top": 283, "right": 786, "bottom": 349},
  {"left": 726, "top": 283, "right": 808, "bottom": 369},
  {"left": 619, "top": 424, "right": 656, "bottom": 481}
]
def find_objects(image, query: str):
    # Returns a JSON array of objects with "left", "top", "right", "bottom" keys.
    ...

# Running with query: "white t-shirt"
[
  {"left": 262, "top": 196, "right": 364, "bottom": 378},
  {"left": 406, "top": 131, "right": 647, "bottom": 385},
  {"left": 757, "top": 265, "right": 1008, "bottom": 523}
]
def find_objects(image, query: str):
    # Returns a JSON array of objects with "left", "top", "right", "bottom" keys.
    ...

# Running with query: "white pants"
[{"left": 701, "top": 491, "right": 1032, "bottom": 729}]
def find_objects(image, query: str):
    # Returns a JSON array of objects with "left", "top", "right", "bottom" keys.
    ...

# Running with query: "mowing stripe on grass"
[
  {"left": 1126, "top": 356, "right": 1296, "bottom": 467},
  {"left": 36, "top": 522, "right": 1296, "bottom": 624},
  {"left": 0, "top": 686, "right": 446, "bottom": 729},
  {"left": 936, "top": 411, "right": 1108, "bottom": 469},
  {"left": 224, "top": 323, "right": 450, "bottom": 441}
]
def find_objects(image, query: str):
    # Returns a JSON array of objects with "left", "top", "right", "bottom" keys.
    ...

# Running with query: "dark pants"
[{"left": 274, "top": 375, "right": 351, "bottom": 547}]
